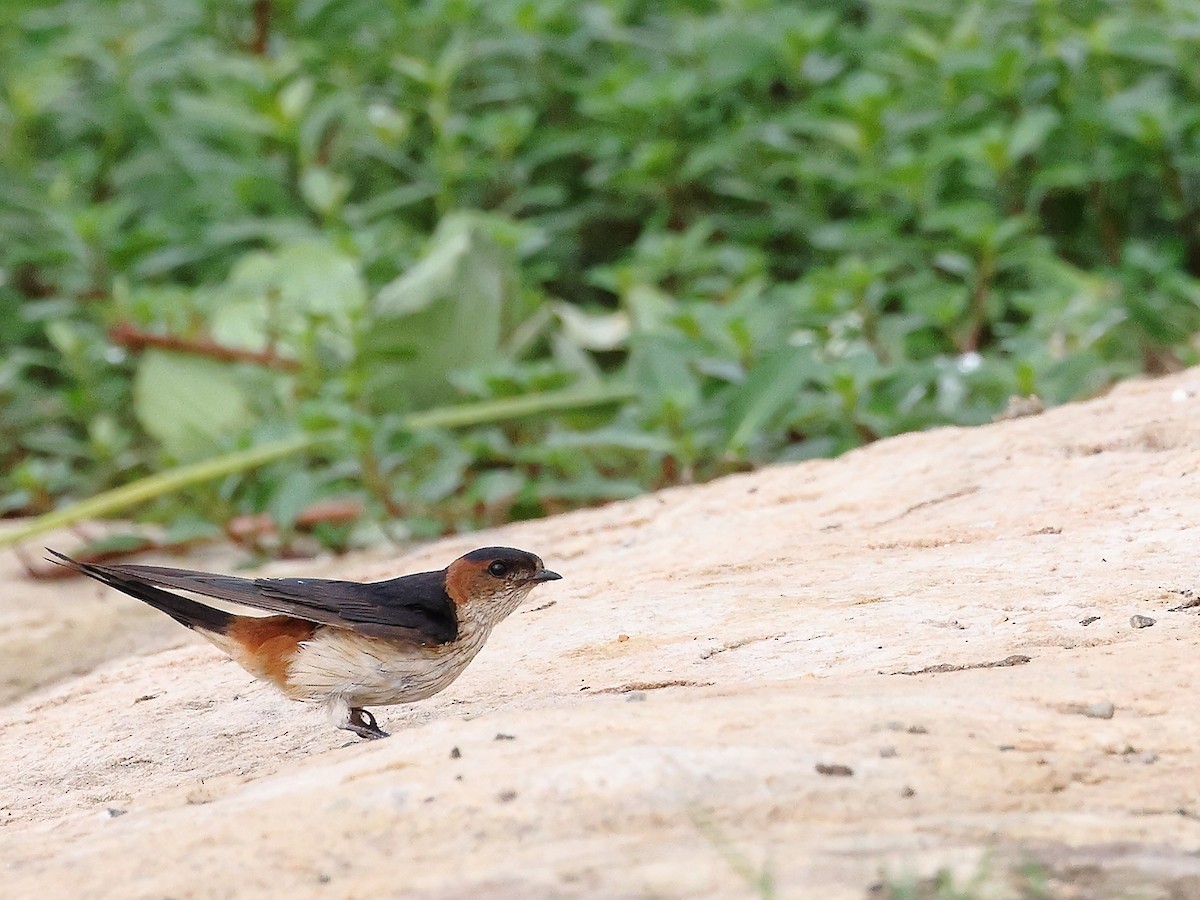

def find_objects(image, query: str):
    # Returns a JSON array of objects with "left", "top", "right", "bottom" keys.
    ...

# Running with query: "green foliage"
[
  {"left": 876, "top": 861, "right": 1051, "bottom": 900},
  {"left": 2, "top": 0, "right": 1200, "bottom": 549}
]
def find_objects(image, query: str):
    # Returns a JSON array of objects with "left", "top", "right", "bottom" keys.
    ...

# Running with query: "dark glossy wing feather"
[
  {"left": 73, "top": 560, "right": 459, "bottom": 644},
  {"left": 256, "top": 571, "right": 457, "bottom": 642}
]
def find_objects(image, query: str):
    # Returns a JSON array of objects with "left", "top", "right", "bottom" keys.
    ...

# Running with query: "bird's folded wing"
[{"left": 58, "top": 555, "right": 459, "bottom": 644}]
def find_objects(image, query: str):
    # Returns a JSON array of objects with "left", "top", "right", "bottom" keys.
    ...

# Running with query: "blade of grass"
[
  {"left": 690, "top": 812, "right": 776, "bottom": 899},
  {"left": 0, "top": 382, "right": 635, "bottom": 549},
  {"left": 405, "top": 381, "right": 634, "bottom": 429},
  {"left": 0, "top": 433, "right": 328, "bottom": 550}
]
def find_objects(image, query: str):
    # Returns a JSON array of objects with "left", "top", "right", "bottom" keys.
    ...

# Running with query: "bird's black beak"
[{"left": 529, "top": 569, "right": 562, "bottom": 583}]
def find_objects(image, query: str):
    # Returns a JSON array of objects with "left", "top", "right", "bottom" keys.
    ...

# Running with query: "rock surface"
[{"left": 4, "top": 372, "right": 1200, "bottom": 898}]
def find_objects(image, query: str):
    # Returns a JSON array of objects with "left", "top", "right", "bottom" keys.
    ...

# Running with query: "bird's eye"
[{"left": 487, "top": 560, "right": 509, "bottom": 577}]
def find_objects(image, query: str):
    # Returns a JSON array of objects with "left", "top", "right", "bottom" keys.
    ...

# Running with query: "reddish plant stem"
[
  {"left": 1089, "top": 181, "right": 1122, "bottom": 268},
  {"left": 108, "top": 322, "right": 302, "bottom": 371},
  {"left": 251, "top": 0, "right": 271, "bottom": 55}
]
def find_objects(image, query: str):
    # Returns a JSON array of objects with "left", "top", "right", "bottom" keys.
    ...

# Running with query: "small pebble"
[
  {"left": 617, "top": 634, "right": 630, "bottom": 642},
  {"left": 879, "top": 746, "right": 897, "bottom": 758},
  {"left": 1130, "top": 615, "right": 1155, "bottom": 629},
  {"left": 498, "top": 790, "right": 518, "bottom": 803},
  {"left": 101, "top": 807, "right": 126, "bottom": 819},
  {"left": 449, "top": 746, "right": 461, "bottom": 759},
  {"left": 815, "top": 763, "right": 853, "bottom": 777},
  {"left": 494, "top": 733, "right": 516, "bottom": 741},
  {"left": 1080, "top": 616, "right": 1100, "bottom": 626},
  {"left": 1083, "top": 701, "right": 1115, "bottom": 719},
  {"left": 900, "top": 786, "right": 916, "bottom": 798}
]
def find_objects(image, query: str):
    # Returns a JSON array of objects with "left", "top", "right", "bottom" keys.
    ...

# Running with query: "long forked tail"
[{"left": 47, "top": 549, "right": 234, "bottom": 635}]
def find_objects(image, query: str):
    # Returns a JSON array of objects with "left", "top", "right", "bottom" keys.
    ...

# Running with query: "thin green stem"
[
  {"left": 0, "top": 434, "right": 325, "bottom": 549},
  {"left": 1, "top": 382, "right": 635, "bottom": 550}
]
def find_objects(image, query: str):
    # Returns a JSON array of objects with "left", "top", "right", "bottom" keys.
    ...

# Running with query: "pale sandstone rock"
[{"left": 3, "top": 371, "right": 1200, "bottom": 898}]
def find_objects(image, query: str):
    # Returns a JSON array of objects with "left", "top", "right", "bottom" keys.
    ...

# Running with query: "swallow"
[{"left": 47, "top": 547, "right": 561, "bottom": 740}]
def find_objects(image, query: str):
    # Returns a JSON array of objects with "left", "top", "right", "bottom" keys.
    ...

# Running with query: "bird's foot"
[{"left": 345, "top": 707, "right": 389, "bottom": 740}]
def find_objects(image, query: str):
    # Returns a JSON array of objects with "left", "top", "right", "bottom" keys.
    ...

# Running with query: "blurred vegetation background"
[{"left": 3, "top": 0, "right": 1200, "bottom": 558}]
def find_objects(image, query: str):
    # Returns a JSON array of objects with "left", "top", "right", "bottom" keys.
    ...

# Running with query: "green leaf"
[
  {"left": 726, "top": 346, "right": 819, "bottom": 452},
  {"left": 1007, "top": 107, "right": 1060, "bottom": 160},
  {"left": 363, "top": 212, "right": 518, "bottom": 408},
  {"left": 133, "top": 351, "right": 256, "bottom": 460},
  {"left": 267, "top": 469, "right": 319, "bottom": 530},
  {"left": 555, "top": 303, "right": 631, "bottom": 351},
  {"left": 299, "top": 167, "right": 351, "bottom": 217},
  {"left": 629, "top": 334, "right": 701, "bottom": 416},
  {"left": 209, "top": 240, "right": 368, "bottom": 363}
]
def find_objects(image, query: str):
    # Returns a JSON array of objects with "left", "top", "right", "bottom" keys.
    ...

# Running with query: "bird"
[{"left": 47, "top": 547, "right": 561, "bottom": 740}]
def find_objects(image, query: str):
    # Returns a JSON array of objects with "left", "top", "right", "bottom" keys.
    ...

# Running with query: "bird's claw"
[{"left": 346, "top": 707, "right": 389, "bottom": 740}]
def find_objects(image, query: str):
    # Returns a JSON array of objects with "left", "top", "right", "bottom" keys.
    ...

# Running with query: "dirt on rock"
[{"left": 3, "top": 372, "right": 1200, "bottom": 899}]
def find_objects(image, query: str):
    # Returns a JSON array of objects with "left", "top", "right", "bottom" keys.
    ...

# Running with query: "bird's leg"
[
  {"left": 348, "top": 707, "right": 389, "bottom": 739},
  {"left": 327, "top": 697, "right": 390, "bottom": 739}
]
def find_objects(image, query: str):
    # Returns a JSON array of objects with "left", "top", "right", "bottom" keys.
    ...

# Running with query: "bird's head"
[{"left": 444, "top": 547, "right": 561, "bottom": 628}]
